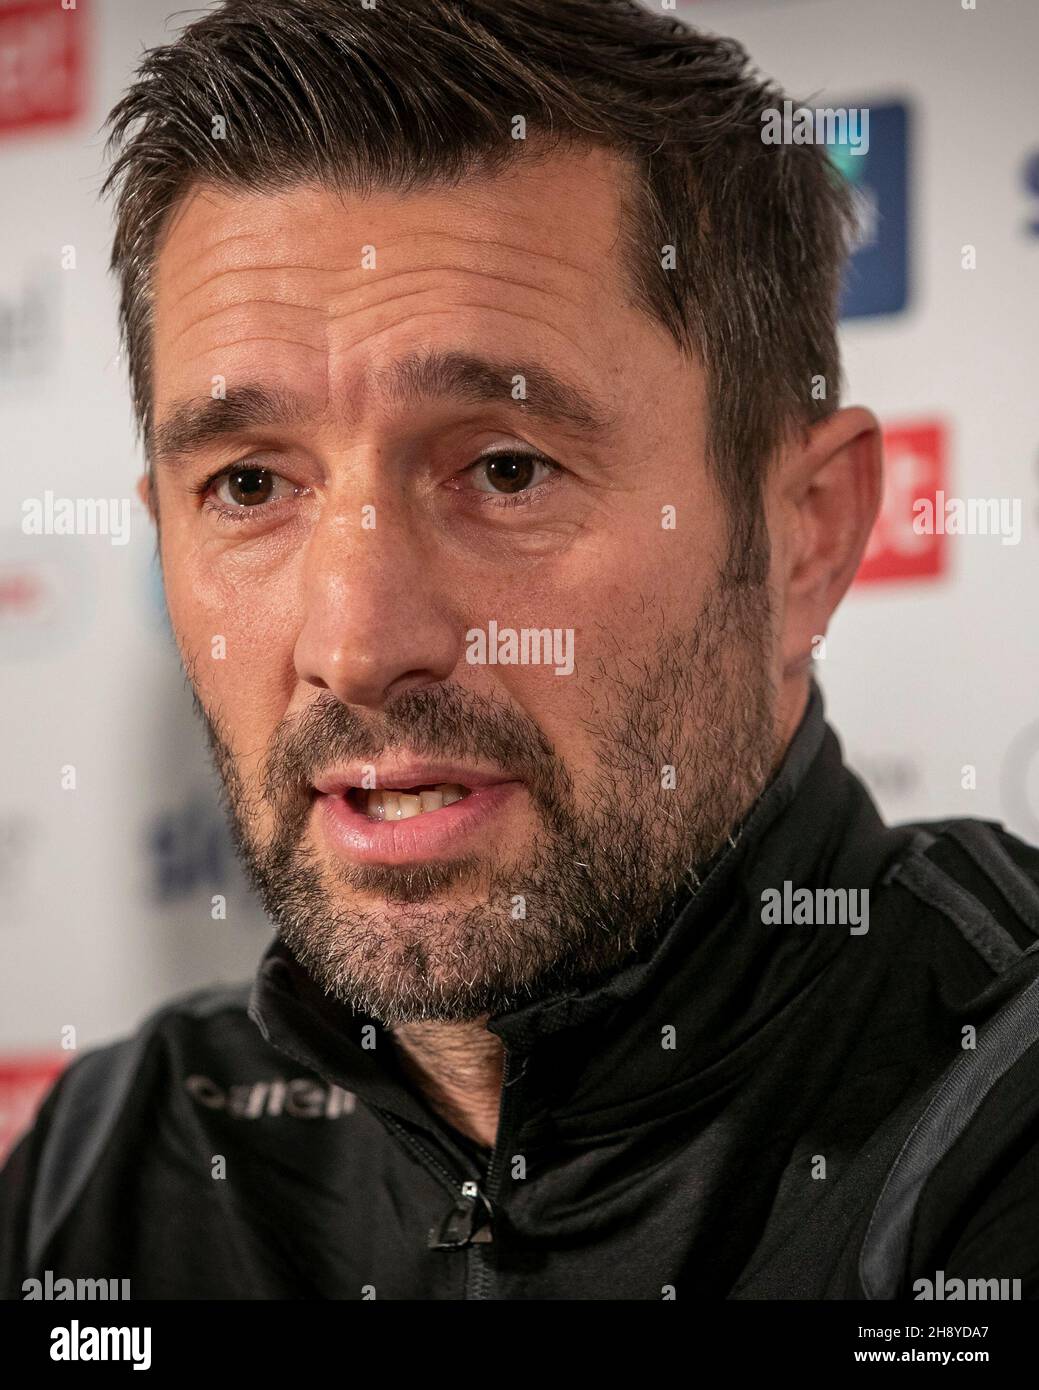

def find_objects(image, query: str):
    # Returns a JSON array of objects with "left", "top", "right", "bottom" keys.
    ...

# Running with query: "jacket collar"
[{"left": 247, "top": 680, "right": 902, "bottom": 1137}]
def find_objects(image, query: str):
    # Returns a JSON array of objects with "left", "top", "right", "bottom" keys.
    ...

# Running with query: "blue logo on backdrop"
[
  {"left": 148, "top": 795, "right": 233, "bottom": 903},
  {"left": 828, "top": 101, "right": 910, "bottom": 319},
  {"left": 1022, "top": 149, "right": 1039, "bottom": 237}
]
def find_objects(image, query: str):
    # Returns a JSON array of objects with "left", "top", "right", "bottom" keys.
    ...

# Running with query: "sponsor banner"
[
  {"left": 856, "top": 421, "right": 947, "bottom": 586},
  {"left": 830, "top": 100, "right": 910, "bottom": 319},
  {"left": 0, "top": 0, "right": 88, "bottom": 137},
  {"left": 0, "top": 1053, "right": 66, "bottom": 1163},
  {"left": 0, "top": 530, "right": 93, "bottom": 659}
]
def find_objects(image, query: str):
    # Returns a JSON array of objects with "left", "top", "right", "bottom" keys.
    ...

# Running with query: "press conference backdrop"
[{"left": 1, "top": 0, "right": 1037, "bottom": 1158}]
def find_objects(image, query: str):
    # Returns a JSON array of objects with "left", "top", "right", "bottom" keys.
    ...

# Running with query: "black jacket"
[{"left": 5, "top": 685, "right": 1039, "bottom": 1300}]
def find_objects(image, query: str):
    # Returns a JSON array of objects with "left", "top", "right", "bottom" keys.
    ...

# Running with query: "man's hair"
[{"left": 102, "top": 0, "right": 856, "bottom": 582}]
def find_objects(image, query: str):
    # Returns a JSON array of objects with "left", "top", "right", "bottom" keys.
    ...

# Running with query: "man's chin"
[
  {"left": 253, "top": 845, "right": 553, "bottom": 1022},
  {"left": 273, "top": 903, "right": 559, "bottom": 1026}
]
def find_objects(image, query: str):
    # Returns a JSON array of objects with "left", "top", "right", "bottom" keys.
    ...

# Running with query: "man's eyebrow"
[
  {"left": 150, "top": 349, "right": 617, "bottom": 467},
  {"left": 150, "top": 384, "right": 308, "bottom": 467},
  {"left": 380, "top": 348, "right": 617, "bottom": 437}
]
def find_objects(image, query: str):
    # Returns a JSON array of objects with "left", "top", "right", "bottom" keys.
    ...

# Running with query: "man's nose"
[{"left": 292, "top": 504, "right": 462, "bottom": 709}]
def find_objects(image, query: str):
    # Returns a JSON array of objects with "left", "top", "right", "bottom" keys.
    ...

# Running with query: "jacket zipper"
[
  {"left": 465, "top": 1045, "right": 525, "bottom": 1301},
  {"left": 372, "top": 1045, "right": 526, "bottom": 1301},
  {"left": 372, "top": 1105, "right": 490, "bottom": 1232}
]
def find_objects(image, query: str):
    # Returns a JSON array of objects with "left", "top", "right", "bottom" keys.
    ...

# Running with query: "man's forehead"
[
  {"left": 153, "top": 141, "right": 635, "bottom": 296},
  {"left": 148, "top": 147, "right": 649, "bottom": 450}
]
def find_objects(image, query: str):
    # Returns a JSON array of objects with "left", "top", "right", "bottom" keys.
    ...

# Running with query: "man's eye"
[
  {"left": 466, "top": 452, "right": 556, "bottom": 495},
  {"left": 211, "top": 467, "right": 297, "bottom": 508}
]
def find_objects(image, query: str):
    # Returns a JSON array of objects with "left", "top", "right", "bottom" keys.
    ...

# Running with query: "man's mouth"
[
  {"left": 345, "top": 784, "right": 471, "bottom": 821},
  {"left": 310, "top": 764, "right": 521, "bottom": 862},
  {"left": 314, "top": 771, "right": 520, "bottom": 864}
]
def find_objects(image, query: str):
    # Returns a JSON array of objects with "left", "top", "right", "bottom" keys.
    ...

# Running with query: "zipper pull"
[{"left": 427, "top": 1180, "right": 494, "bottom": 1250}]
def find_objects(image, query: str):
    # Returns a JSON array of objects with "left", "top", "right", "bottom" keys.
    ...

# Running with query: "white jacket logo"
[{"left": 185, "top": 1073, "right": 355, "bottom": 1118}]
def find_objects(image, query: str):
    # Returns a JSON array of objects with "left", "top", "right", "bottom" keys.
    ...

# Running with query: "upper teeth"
[{"left": 362, "top": 784, "right": 469, "bottom": 821}]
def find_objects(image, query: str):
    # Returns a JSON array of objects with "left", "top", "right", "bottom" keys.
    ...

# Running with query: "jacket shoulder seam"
[
  {"left": 889, "top": 821, "right": 1031, "bottom": 973},
  {"left": 859, "top": 966, "right": 1039, "bottom": 1299}
]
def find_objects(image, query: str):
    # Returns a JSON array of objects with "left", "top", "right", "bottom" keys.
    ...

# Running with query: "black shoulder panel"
[
  {"left": 25, "top": 982, "right": 252, "bottom": 1273},
  {"left": 858, "top": 956, "right": 1039, "bottom": 1298},
  {"left": 859, "top": 817, "right": 1039, "bottom": 1297}
]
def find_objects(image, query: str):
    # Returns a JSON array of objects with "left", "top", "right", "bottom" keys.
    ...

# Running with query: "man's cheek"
[
  {"left": 493, "top": 665, "right": 594, "bottom": 793},
  {"left": 165, "top": 559, "right": 278, "bottom": 675}
]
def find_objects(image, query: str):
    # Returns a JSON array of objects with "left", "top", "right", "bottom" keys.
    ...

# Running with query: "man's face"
[{"left": 149, "top": 144, "right": 782, "bottom": 1024}]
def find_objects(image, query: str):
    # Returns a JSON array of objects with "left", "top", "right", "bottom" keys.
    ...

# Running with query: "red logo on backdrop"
[
  {"left": 855, "top": 420, "right": 948, "bottom": 585},
  {"left": 0, "top": 1054, "right": 66, "bottom": 1163},
  {"left": 0, "top": 0, "right": 86, "bottom": 136}
]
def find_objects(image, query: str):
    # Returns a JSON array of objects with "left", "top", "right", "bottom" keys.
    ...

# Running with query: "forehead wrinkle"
[
  {"left": 326, "top": 304, "right": 612, "bottom": 415},
  {"left": 162, "top": 257, "right": 351, "bottom": 317},
  {"left": 186, "top": 334, "right": 329, "bottom": 358},
  {"left": 325, "top": 265, "right": 589, "bottom": 321},
  {"left": 157, "top": 217, "right": 354, "bottom": 316},
  {"left": 163, "top": 300, "right": 328, "bottom": 355},
  {"left": 161, "top": 211, "right": 614, "bottom": 321},
  {"left": 168, "top": 255, "right": 593, "bottom": 333},
  {"left": 344, "top": 226, "right": 616, "bottom": 288}
]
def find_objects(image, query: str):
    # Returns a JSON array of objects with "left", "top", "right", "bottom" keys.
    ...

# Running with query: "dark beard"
[{"left": 192, "top": 580, "right": 779, "bottom": 1025}]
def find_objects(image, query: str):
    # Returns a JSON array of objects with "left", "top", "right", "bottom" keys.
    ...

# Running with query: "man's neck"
[{"left": 390, "top": 1018, "right": 505, "bottom": 1149}]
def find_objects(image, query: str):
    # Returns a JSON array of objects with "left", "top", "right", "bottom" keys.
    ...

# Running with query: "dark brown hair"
[{"left": 102, "top": 0, "right": 855, "bottom": 580}]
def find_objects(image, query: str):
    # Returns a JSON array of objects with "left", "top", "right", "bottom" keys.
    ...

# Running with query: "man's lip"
[
  {"left": 311, "top": 764, "right": 513, "bottom": 796},
  {"left": 317, "top": 780, "right": 523, "bottom": 863}
]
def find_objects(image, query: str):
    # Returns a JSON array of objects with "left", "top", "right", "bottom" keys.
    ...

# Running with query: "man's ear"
[
  {"left": 779, "top": 405, "right": 883, "bottom": 671},
  {"left": 136, "top": 470, "right": 156, "bottom": 521}
]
